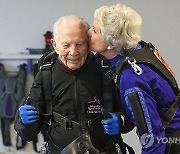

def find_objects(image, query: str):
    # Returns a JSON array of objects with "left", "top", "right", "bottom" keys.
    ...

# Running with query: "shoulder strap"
[
  {"left": 39, "top": 51, "right": 56, "bottom": 70},
  {"left": 40, "top": 51, "right": 57, "bottom": 124},
  {"left": 94, "top": 53, "right": 115, "bottom": 112}
]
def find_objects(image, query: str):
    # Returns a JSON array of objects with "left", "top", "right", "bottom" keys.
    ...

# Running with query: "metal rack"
[{"left": 0, "top": 54, "right": 42, "bottom": 73}]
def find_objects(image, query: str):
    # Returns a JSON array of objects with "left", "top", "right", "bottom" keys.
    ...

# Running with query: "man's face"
[
  {"left": 53, "top": 22, "right": 88, "bottom": 70},
  {"left": 88, "top": 19, "right": 108, "bottom": 53}
]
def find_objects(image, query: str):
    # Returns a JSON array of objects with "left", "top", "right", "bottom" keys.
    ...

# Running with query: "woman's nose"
[{"left": 88, "top": 28, "right": 92, "bottom": 37}]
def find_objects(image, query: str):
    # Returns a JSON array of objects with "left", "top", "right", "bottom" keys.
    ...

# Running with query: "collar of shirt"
[{"left": 58, "top": 58, "right": 79, "bottom": 75}]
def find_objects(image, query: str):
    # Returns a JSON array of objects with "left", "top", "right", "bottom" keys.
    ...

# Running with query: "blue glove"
[
  {"left": 102, "top": 112, "right": 120, "bottom": 135},
  {"left": 19, "top": 105, "right": 38, "bottom": 124}
]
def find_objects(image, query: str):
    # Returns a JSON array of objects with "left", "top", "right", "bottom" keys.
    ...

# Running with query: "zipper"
[{"left": 74, "top": 77, "right": 81, "bottom": 125}]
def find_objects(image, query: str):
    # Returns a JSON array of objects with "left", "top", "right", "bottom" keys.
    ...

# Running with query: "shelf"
[
  {"left": 0, "top": 54, "right": 42, "bottom": 60},
  {"left": 0, "top": 54, "right": 43, "bottom": 73}
]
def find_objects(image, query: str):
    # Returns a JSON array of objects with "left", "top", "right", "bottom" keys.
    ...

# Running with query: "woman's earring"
[
  {"left": 107, "top": 46, "right": 111, "bottom": 50},
  {"left": 107, "top": 45, "right": 114, "bottom": 50}
]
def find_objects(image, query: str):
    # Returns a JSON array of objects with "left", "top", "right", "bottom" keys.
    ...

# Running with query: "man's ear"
[{"left": 51, "top": 39, "right": 58, "bottom": 52}]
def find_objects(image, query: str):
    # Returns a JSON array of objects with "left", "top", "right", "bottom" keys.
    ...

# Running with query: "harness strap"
[
  {"left": 162, "top": 93, "right": 180, "bottom": 129},
  {"left": 39, "top": 52, "right": 57, "bottom": 138},
  {"left": 41, "top": 64, "right": 53, "bottom": 118},
  {"left": 166, "top": 130, "right": 180, "bottom": 138},
  {"left": 40, "top": 52, "right": 57, "bottom": 123},
  {"left": 94, "top": 53, "right": 114, "bottom": 112},
  {"left": 53, "top": 112, "right": 83, "bottom": 132}
]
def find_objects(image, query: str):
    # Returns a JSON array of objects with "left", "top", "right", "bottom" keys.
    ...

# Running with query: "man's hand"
[
  {"left": 19, "top": 105, "right": 38, "bottom": 124},
  {"left": 102, "top": 112, "right": 120, "bottom": 135}
]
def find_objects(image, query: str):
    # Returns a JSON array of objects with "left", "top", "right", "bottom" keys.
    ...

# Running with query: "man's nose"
[{"left": 69, "top": 45, "right": 78, "bottom": 55}]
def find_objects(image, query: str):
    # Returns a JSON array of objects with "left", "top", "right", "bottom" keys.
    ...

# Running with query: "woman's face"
[{"left": 88, "top": 19, "right": 108, "bottom": 53}]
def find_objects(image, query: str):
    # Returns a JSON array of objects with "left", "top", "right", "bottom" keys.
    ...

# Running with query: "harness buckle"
[
  {"left": 115, "top": 143, "right": 122, "bottom": 154},
  {"left": 127, "top": 57, "right": 143, "bottom": 75},
  {"left": 47, "top": 118, "right": 52, "bottom": 126},
  {"left": 87, "top": 120, "right": 93, "bottom": 132},
  {"left": 65, "top": 120, "right": 73, "bottom": 130},
  {"left": 101, "top": 60, "right": 109, "bottom": 68},
  {"left": 40, "top": 62, "right": 54, "bottom": 71},
  {"left": 43, "top": 114, "right": 52, "bottom": 126}
]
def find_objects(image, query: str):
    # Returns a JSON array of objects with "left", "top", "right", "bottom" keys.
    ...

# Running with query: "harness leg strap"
[{"left": 1, "top": 118, "right": 12, "bottom": 146}]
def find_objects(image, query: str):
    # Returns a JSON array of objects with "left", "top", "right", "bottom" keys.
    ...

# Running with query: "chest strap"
[{"left": 52, "top": 112, "right": 83, "bottom": 132}]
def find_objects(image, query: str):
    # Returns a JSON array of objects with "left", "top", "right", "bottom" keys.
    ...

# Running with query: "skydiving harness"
[
  {"left": 107, "top": 41, "right": 180, "bottom": 135},
  {"left": 38, "top": 51, "right": 135, "bottom": 154},
  {"left": 39, "top": 51, "right": 117, "bottom": 153},
  {"left": 0, "top": 63, "right": 27, "bottom": 147}
]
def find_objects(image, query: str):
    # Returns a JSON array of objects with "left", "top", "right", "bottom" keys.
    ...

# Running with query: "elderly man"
[{"left": 14, "top": 15, "right": 128, "bottom": 154}]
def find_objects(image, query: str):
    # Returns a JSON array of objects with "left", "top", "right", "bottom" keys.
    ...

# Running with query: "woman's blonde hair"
[{"left": 94, "top": 3, "right": 142, "bottom": 53}]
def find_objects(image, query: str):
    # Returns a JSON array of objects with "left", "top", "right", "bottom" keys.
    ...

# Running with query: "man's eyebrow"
[{"left": 61, "top": 41, "right": 69, "bottom": 44}]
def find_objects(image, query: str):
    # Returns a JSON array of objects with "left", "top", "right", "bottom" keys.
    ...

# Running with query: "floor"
[{"left": 0, "top": 124, "right": 43, "bottom": 154}]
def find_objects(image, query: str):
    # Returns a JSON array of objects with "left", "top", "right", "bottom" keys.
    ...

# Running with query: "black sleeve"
[{"left": 14, "top": 72, "right": 44, "bottom": 142}]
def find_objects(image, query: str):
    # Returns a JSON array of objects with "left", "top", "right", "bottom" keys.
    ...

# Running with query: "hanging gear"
[
  {"left": 0, "top": 63, "right": 27, "bottom": 119},
  {"left": 0, "top": 63, "right": 27, "bottom": 146}
]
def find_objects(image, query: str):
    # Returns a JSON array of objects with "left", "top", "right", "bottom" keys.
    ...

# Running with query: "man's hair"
[
  {"left": 53, "top": 15, "right": 90, "bottom": 42},
  {"left": 94, "top": 3, "right": 142, "bottom": 53}
]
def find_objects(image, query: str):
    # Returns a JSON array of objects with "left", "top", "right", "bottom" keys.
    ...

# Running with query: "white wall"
[
  {"left": 0, "top": 0, "right": 180, "bottom": 153},
  {"left": 0, "top": 0, "right": 180, "bottom": 84}
]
